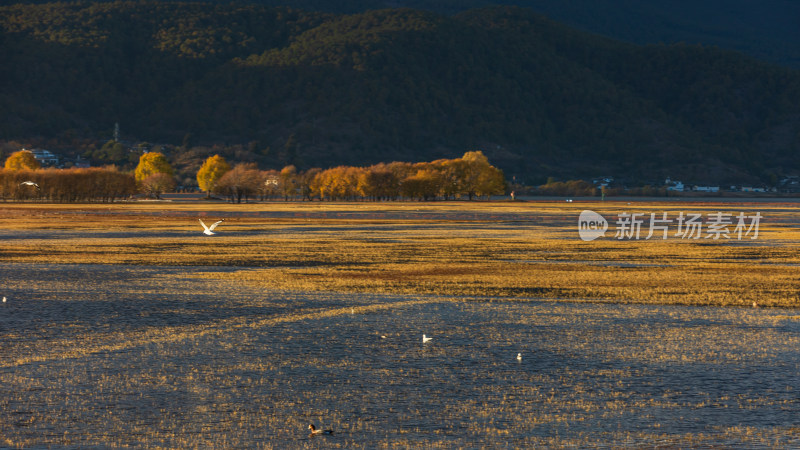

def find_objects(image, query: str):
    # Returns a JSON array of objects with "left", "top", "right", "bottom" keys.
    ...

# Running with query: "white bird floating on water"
[
  {"left": 199, "top": 219, "right": 224, "bottom": 236},
  {"left": 2, "top": 296, "right": 6, "bottom": 303},
  {"left": 308, "top": 424, "right": 334, "bottom": 435},
  {"left": 422, "top": 334, "right": 432, "bottom": 343},
  {"left": 517, "top": 353, "right": 522, "bottom": 361}
]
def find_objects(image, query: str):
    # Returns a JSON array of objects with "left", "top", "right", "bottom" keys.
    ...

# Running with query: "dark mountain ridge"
[
  {"left": 2, "top": 2, "right": 799, "bottom": 185},
  {"left": 11, "top": 0, "right": 799, "bottom": 68}
]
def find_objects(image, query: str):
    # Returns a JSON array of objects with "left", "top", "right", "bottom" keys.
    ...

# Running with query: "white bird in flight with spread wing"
[{"left": 199, "top": 219, "right": 224, "bottom": 235}]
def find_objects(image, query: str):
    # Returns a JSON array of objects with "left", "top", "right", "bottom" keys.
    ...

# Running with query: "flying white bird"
[
  {"left": 199, "top": 219, "right": 224, "bottom": 235},
  {"left": 20, "top": 181, "right": 39, "bottom": 188},
  {"left": 422, "top": 334, "right": 432, "bottom": 343}
]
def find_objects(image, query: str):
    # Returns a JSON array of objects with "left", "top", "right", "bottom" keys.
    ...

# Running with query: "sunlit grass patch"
[{"left": 2, "top": 201, "right": 800, "bottom": 307}]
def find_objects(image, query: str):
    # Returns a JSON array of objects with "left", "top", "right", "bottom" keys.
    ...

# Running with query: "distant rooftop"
[{"left": 24, "top": 148, "right": 59, "bottom": 166}]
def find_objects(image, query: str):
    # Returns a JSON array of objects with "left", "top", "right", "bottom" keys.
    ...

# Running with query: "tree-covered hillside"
[
  {"left": 2, "top": 2, "right": 800, "bottom": 184},
  {"left": 12, "top": 0, "right": 800, "bottom": 67}
]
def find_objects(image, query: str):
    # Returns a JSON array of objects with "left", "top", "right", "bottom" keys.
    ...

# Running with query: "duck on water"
[{"left": 308, "top": 424, "right": 334, "bottom": 435}]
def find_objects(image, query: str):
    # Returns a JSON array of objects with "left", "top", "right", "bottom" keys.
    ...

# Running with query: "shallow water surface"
[{"left": 1, "top": 263, "right": 798, "bottom": 447}]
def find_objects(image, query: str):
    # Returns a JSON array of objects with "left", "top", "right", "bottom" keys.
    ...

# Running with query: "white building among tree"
[{"left": 26, "top": 148, "right": 59, "bottom": 167}]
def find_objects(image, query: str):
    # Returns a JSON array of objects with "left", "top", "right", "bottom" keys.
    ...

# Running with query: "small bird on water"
[
  {"left": 422, "top": 334, "right": 432, "bottom": 343},
  {"left": 517, "top": 353, "right": 522, "bottom": 361},
  {"left": 308, "top": 424, "right": 334, "bottom": 435}
]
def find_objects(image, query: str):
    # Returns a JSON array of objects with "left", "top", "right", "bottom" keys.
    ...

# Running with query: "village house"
[
  {"left": 592, "top": 176, "right": 614, "bottom": 188},
  {"left": 779, "top": 176, "right": 800, "bottom": 193},
  {"left": 26, "top": 148, "right": 60, "bottom": 167},
  {"left": 664, "top": 177, "right": 684, "bottom": 192},
  {"left": 740, "top": 186, "right": 768, "bottom": 193},
  {"left": 692, "top": 185, "right": 720, "bottom": 193}
]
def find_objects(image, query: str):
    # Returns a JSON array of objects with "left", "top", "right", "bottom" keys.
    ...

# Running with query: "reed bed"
[
  {"left": 2, "top": 201, "right": 799, "bottom": 307},
  {"left": 2, "top": 201, "right": 800, "bottom": 447}
]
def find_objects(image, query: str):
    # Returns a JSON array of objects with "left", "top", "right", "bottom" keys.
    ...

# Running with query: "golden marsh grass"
[
  {"left": 3, "top": 200, "right": 797, "bottom": 307},
  {"left": 2, "top": 200, "right": 800, "bottom": 447}
]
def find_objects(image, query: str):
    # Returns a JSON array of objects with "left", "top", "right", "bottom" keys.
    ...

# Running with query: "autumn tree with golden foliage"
[
  {"left": 134, "top": 152, "right": 174, "bottom": 183},
  {"left": 279, "top": 165, "right": 299, "bottom": 200},
  {"left": 459, "top": 150, "right": 499, "bottom": 200},
  {"left": 475, "top": 165, "right": 506, "bottom": 199},
  {"left": 311, "top": 166, "right": 366, "bottom": 200},
  {"left": 357, "top": 163, "right": 401, "bottom": 200},
  {"left": 4, "top": 150, "right": 41, "bottom": 171},
  {"left": 401, "top": 167, "right": 443, "bottom": 200},
  {"left": 298, "top": 167, "right": 321, "bottom": 201},
  {"left": 302, "top": 151, "right": 505, "bottom": 201},
  {"left": 134, "top": 151, "right": 175, "bottom": 198},
  {"left": 196, "top": 154, "right": 231, "bottom": 198},
  {"left": 433, "top": 158, "right": 467, "bottom": 200},
  {"left": 195, "top": 151, "right": 504, "bottom": 203}
]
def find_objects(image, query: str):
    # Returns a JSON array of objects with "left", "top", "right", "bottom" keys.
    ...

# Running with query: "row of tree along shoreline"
[
  {"left": 7, "top": 148, "right": 797, "bottom": 203},
  {"left": 1, "top": 149, "right": 505, "bottom": 203}
]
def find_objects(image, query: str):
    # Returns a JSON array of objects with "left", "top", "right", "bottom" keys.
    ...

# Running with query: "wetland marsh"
[{"left": 1, "top": 201, "right": 799, "bottom": 447}]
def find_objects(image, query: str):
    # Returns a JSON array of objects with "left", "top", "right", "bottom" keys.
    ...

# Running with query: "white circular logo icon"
[{"left": 578, "top": 210, "right": 608, "bottom": 241}]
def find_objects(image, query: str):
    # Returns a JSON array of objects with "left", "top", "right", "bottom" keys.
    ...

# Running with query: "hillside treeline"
[
  {"left": 0, "top": 167, "right": 135, "bottom": 202},
  {"left": 211, "top": 151, "right": 505, "bottom": 202},
  {"left": 15, "top": 0, "right": 799, "bottom": 69},
  {"left": 2, "top": 3, "right": 800, "bottom": 184}
]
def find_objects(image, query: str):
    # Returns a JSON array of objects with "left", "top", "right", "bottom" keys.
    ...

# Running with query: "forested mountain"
[
  {"left": 12, "top": 0, "right": 800, "bottom": 68},
  {"left": 2, "top": 2, "right": 800, "bottom": 185}
]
